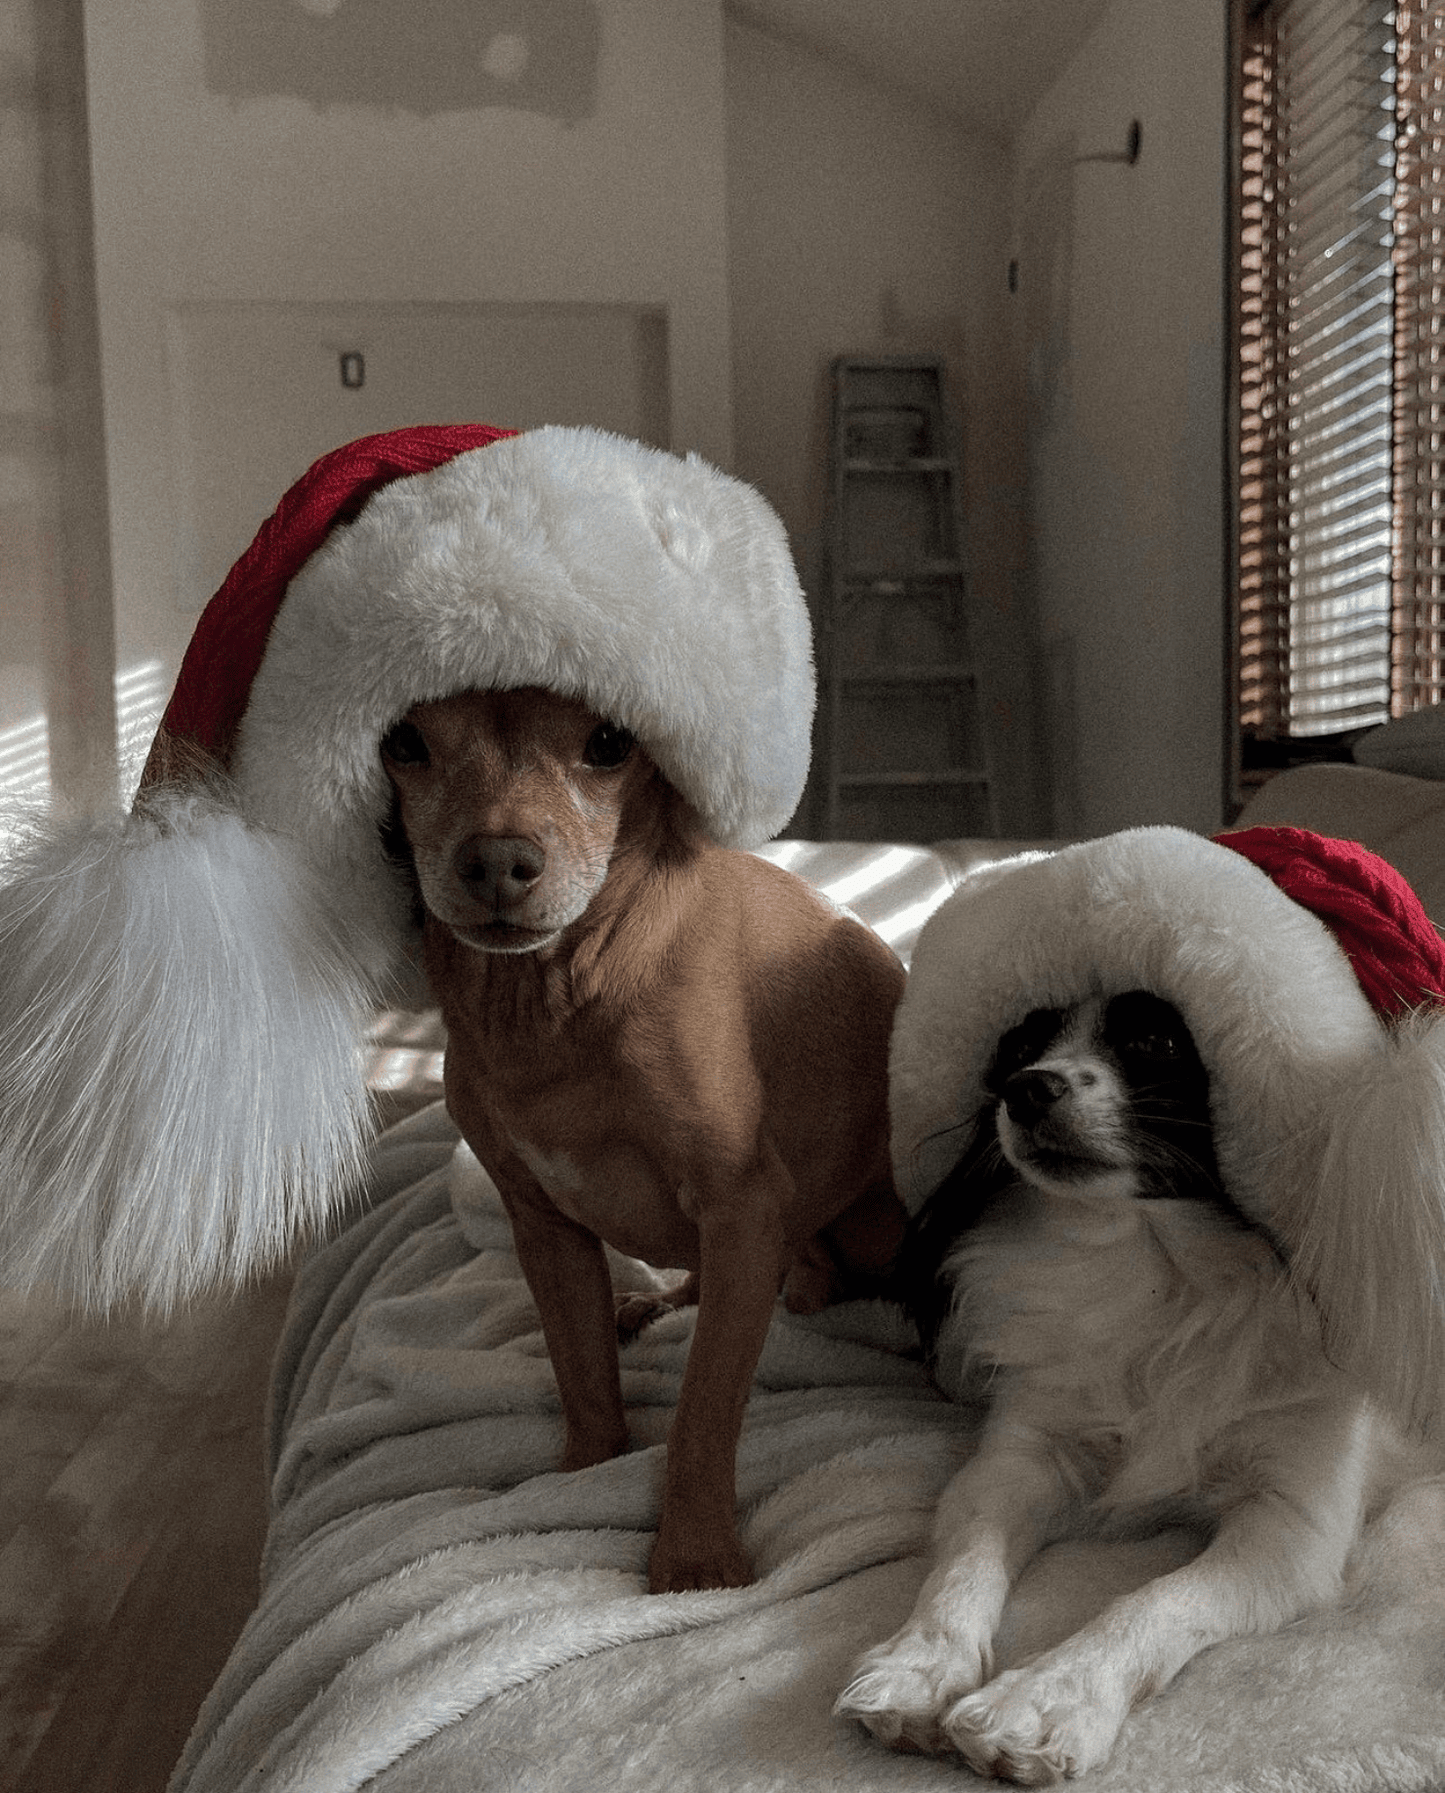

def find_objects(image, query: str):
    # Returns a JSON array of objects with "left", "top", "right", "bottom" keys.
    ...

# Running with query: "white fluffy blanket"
[{"left": 170, "top": 1106, "right": 1445, "bottom": 1793}]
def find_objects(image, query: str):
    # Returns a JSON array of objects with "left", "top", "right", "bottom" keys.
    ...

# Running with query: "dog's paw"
[
  {"left": 835, "top": 1624, "right": 993, "bottom": 1754},
  {"left": 614, "top": 1291, "right": 674, "bottom": 1342},
  {"left": 615, "top": 1272, "right": 698, "bottom": 1344},
  {"left": 942, "top": 1658, "right": 1127, "bottom": 1786},
  {"left": 647, "top": 1526, "right": 753, "bottom": 1594}
]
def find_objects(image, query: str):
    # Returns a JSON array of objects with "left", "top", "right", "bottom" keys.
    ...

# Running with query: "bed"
[{"left": 168, "top": 807, "right": 1445, "bottom": 1793}]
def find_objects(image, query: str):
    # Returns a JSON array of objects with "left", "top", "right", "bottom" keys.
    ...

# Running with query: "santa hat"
[
  {"left": 0, "top": 424, "right": 813, "bottom": 1312},
  {"left": 890, "top": 823, "right": 1445, "bottom": 1431}
]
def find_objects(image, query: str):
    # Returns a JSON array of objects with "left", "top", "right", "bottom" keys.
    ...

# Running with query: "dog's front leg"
[
  {"left": 647, "top": 1148, "right": 791, "bottom": 1594},
  {"left": 498, "top": 1179, "right": 630, "bottom": 1471},
  {"left": 836, "top": 1398, "right": 1070, "bottom": 1753},
  {"left": 943, "top": 1398, "right": 1373, "bottom": 1785}
]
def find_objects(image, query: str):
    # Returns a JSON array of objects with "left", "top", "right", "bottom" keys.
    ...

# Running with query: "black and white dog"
[{"left": 838, "top": 985, "right": 1417, "bottom": 1785}]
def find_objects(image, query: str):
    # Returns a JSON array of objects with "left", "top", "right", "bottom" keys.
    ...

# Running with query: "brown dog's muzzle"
[{"left": 453, "top": 835, "right": 546, "bottom": 914}]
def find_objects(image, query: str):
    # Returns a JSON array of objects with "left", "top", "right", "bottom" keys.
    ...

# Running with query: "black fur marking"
[
  {"left": 896, "top": 1116, "right": 1013, "bottom": 1360},
  {"left": 1100, "top": 991, "right": 1225, "bottom": 1206},
  {"left": 985, "top": 1008, "right": 1070, "bottom": 1097}
]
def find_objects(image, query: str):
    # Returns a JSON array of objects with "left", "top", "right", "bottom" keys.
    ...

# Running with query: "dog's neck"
[
  {"left": 965, "top": 1178, "right": 1282, "bottom": 1342},
  {"left": 423, "top": 773, "right": 709, "bottom": 1033}
]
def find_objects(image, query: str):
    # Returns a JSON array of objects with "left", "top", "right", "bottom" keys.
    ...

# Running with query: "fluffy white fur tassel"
[
  {"left": 0, "top": 790, "right": 378, "bottom": 1312},
  {"left": 1299, "top": 1011, "right": 1445, "bottom": 1435}
]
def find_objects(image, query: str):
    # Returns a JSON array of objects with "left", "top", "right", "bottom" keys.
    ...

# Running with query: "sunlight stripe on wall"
[{"left": 0, "top": 660, "right": 169, "bottom": 835}]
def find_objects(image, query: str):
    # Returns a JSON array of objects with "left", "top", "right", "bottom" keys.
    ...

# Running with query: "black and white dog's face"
[
  {"left": 985, "top": 990, "right": 1221, "bottom": 1204},
  {"left": 900, "top": 989, "right": 1235, "bottom": 1357}
]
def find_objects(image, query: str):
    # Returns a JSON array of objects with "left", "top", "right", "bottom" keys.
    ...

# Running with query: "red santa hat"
[
  {"left": 890, "top": 823, "right": 1445, "bottom": 1431},
  {"left": 0, "top": 424, "right": 814, "bottom": 1312}
]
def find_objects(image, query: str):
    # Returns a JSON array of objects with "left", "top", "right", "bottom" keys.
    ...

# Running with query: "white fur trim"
[
  {"left": 1304, "top": 1012, "right": 1445, "bottom": 1429},
  {"left": 891, "top": 828, "right": 1382, "bottom": 1217},
  {"left": 0, "top": 790, "right": 378, "bottom": 1310},
  {"left": 891, "top": 827, "right": 1445, "bottom": 1430},
  {"left": 231, "top": 427, "right": 813, "bottom": 960}
]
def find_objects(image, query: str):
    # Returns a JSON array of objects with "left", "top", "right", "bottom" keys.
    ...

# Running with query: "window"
[{"left": 1235, "top": 0, "right": 1444, "bottom": 763}]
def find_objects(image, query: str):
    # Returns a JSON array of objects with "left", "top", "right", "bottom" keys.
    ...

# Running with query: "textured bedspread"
[{"left": 169, "top": 1100, "right": 1445, "bottom": 1793}]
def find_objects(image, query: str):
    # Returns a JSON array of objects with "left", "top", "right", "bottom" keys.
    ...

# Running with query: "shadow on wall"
[
  {"left": 201, "top": 0, "right": 601, "bottom": 122},
  {"left": 1014, "top": 132, "right": 1077, "bottom": 440},
  {"left": 1012, "top": 132, "right": 1079, "bottom": 836}
]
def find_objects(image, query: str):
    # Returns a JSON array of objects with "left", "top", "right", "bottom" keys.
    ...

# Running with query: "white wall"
[
  {"left": 0, "top": 0, "right": 54, "bottom": 750},
  {"left": 725, "top": 17, "right": 1043, "bottom": 835},
  {"left": 74, "top": 0, "right": 1228, "bottom": 838},
  {"left": 0, "top": 0, "right": 116, "bottom": 812},
  {"left": 1012, "top": 0, "right": 1227, "bottom": 837},
  {"left": 81, "top": 0, "right": 732, "bottom": 692}
]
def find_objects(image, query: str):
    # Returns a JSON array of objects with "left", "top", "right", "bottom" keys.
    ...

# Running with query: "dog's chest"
[
  {"left": 451, "top": 1048, "right": 704, "bottom": 1268},
  {"left": 940, "top": 1196, "right": 1298, "bottom": 1500},
  {"left": 948, "top": 1204, "right": 1177, "bottom": 1384},
  {"left": 511, "top": 1129, "right": 696, "bottom": 1264}
]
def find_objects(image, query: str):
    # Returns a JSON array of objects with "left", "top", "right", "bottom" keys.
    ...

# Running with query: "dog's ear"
[
  {"left": 636, "top": 766, "right": 707, "bottom": 870},
  {"left": 0, "top": 785, "right": 377, "bottom": 1313},
  {"left": 895, "top": 1113, "right": 1007, "bottom": 1358}
]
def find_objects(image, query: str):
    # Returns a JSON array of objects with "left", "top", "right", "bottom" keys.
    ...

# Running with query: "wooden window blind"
[
  {"left": 1394, "top": 2, "right": 1445, "bottom": 711},
  {"left": 1237, "top": 0, "right": 1445, "bottom": 744}
]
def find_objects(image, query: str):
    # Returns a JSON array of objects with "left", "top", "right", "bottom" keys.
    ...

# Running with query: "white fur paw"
[
  {"left": 835, "top": 1626, "right": 993, "bottom": 1754},
  {"left": 943, "top": 1662, "right": 1126, "bottom": 1786}
]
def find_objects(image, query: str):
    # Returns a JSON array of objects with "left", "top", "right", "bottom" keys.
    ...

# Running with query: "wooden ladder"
[{"left": 820, "top": 354, "right": 998, "bottom": 842}]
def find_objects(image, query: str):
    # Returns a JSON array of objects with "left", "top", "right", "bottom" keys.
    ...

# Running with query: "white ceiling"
[{"left": 725, "top": 0, "right": 1110, "bottom": 142}]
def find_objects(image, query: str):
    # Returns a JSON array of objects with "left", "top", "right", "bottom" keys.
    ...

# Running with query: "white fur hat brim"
[
  {"left": 892, "top": 826, "right": 1445, "bottom": 1430},
  {"left": 234, "top": 427, "right": 815, "bottom": 897}
]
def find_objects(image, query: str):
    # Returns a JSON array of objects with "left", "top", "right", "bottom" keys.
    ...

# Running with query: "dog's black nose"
[
  {"left": 1003, "top": 1069, "right": 1069, "bottom": 1127},
  {"left": 454, "top": 835, "right": 545, "bottom": 909}
]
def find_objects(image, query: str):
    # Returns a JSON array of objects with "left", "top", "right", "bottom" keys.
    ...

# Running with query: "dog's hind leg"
[
  {"left": 788, "top": 1173, "right": 907, "bottom": 1310},
  {"left": 780, "top": 1237, "right": 839, "bottom": 1314}
]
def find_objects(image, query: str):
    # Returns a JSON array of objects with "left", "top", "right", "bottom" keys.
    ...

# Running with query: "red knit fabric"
[
  {"left": 1217, "top": 825, "right": 1445, "bottom": 1018},
  {"left": 160, "top": 424, "right": 517, "bottom": 765}
]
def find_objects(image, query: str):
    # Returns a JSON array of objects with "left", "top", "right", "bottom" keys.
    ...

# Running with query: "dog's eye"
[
  {"left": 1107, "top": 993, "right": 1195, "bottom": 1068},
  {"left": 583, "top": 722, "right": 635, "bottom": 769},
  {"left": 988, "top": 1007, "right": 1068, "bottom": 1086},
  {"left": 381, "top": 721, "right": 430, "bottom": 767}
]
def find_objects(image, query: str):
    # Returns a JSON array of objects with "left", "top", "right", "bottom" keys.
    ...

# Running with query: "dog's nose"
[
  {"left": 453, "top": 835, "right": 546, "bottom": 909},
  {"left": 1003, "top": 1069, "right": 1069, "bottom": 1127}
]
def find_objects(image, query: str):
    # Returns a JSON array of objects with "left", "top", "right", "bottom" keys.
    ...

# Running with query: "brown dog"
[{"left": 381, "top": 684, "right": 906, "bottom": 1593}]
